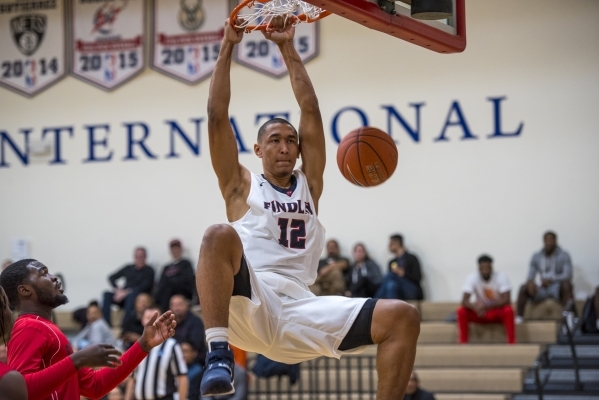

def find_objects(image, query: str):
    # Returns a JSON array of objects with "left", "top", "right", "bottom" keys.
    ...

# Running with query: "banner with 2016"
[{"left": 0, "top": 0, "right": 322, "bottom": 97}]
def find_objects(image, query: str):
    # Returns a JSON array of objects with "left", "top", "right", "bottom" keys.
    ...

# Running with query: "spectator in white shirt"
[{"left": 456, "top": 255, "right": 515, "bottom": 344}]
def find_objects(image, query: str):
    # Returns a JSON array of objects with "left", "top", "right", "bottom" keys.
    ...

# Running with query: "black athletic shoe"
[{"left": 200, "top": 341, "right": 235, "bottom": 396}]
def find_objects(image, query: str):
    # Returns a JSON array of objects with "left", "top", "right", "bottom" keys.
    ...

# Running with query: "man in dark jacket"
[
  {"left": 155, "top": 239, "right": 196, "bottom": 312},
  {"left": 102, "top": 247, "right": 155, "bottom": 326},
  {"left": 170, "top": 295, "right": 207, "bottom": 366},
  {"left": 404, "top": 371, "right": 435, "bottom": 400},
  {"left": 376, "top": 234, "right": 424, "bottom": 300}
]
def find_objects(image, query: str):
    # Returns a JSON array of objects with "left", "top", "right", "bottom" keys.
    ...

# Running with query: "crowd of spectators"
[{"left": 3, "top": 230, "right": 591, "bottom": 400}]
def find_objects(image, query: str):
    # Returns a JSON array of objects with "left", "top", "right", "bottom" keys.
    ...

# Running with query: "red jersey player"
[
  {"left": 0, "top": 259, "right": 177, "bottom": 400},
  {"left": 0, "top": 286, "right": 26, "bottom": 400}
]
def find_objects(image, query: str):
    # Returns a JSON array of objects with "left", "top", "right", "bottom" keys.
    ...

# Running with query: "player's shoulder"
[
  {"left": 13, "top": 315, "right": 57, "bottom": 335},
  {"left": 465, "top": 271, "right": 479, "bottom": 282},
  {"left": 493, "top": 270, "right": 511, "bottom": 283}
]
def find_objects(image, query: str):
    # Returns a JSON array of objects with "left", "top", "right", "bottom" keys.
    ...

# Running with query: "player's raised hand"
[
  {"left": 224, "top": 18, "right": 245, "bottom": 44},
  {"left": 262, "top": 14, "right": 295, "bottom": 44},
  {"left": 138, "top": 310, "right": 177, "bottom": 352},
  {"left": 70, "top": 344, "right": 123, "bottom": 369}
]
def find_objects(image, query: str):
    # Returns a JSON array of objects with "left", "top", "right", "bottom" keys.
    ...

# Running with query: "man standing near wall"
[
  {"left": 103, "top": 247, "right": 155, "bottom": 326},
  {"left": 516, "top": 231, "right": 574, "bottom": 323},
  {"left": 457, "top": 255, "right": 515, "bottom": 344},
  {"left": 155, "top": 239, "right": 196, "bottom": 312},
  {"left": 310, "top": 239, "right": 349, "bottom": 296}
]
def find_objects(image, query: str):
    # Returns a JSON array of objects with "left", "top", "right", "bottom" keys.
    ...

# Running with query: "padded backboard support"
[{"left": 303, "top": 0, "right": 466, "bottom": 53}]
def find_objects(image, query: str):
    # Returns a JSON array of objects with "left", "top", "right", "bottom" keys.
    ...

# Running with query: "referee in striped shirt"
[{"left": 126, "top": 308, "right": 189, "bottom": 400}]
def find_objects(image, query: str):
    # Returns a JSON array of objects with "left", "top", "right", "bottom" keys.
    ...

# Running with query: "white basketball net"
[{"left": 235, "top": 0, "right": 327, "bottom": 31}]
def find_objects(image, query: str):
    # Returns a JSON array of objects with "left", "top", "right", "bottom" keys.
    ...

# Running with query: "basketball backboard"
[{"left": 302, "top": 0, "right": 466, "bottom": 53}]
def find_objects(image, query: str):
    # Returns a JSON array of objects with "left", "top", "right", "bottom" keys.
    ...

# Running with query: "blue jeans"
[
  {"left": 102, "top": 289, "right": 139, "bottom": 326},
  {"left": 375, "top": 273, "right": 423, "bottom": 300}
]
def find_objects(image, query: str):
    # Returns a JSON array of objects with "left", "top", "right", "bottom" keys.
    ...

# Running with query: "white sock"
[{"left": 206, "top": 327, "right": 229, "bottom": 351}]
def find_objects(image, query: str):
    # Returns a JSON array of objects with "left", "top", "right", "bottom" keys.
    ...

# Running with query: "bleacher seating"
[{"left": 52, "top": 299, "right": 593, "bottom": 399}]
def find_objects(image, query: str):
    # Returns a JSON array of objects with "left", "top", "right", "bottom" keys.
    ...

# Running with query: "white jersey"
[
  {"left": 231, "top": 169, "right": 325, "bottom": 285},
  {"left": 462, "top": 271, "right": 512, "bottom": 304}
]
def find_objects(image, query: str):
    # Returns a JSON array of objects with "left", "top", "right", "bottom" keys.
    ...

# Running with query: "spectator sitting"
[
  {"left": 126, "top": 307, "right": 188, "bottom": 400},
  {"left": 1, "top": 260, "right": 12, "bottom": 270},
  {"left": 107, "top": 386, "right": 125, "bottom": 400},
  {"left": 155, "top": 239, "right": 196, "bottom": 312},
  {"left": 102, "top": 247, "right": 155, "bottom": 326},
  {"left": 181, "top": 341, "right": 202, "bottom": 400},
  {"left": 456, "top": 255, "right": 515, "bottom": 344},
  {"left": 120, "top": 292, "right": 153, "bottom": 350},
  {"left": 404, "top": 371, "right": 435, "bottom": 400},
  {"left": 310, "top": 239, "right": 350, "bottom": 296},
  {"left": 346, "top": 243, "right": 382, "bottom": 298},
  {"left": 376, "top": 234, "right": 424, "bottom": 301},
  {"left": 596, "top": 286, "right": 599, "bottom": 332},
  {"left": 516, "top": 231, "right": 574, "bottom": 323},
  {"left": 170, "top": 295, "right": 207, "bottom": 366},
  {"left": 72, "top": 302, "right": 116, "bottom": 349}
]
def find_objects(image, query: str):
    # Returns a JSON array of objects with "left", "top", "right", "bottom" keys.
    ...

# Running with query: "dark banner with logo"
[
  {"left": 71, "top": 0, "right": 145, "bottom": 91},
  {"left": 0, "top": 0, "right": 67, "bottom": 97}
]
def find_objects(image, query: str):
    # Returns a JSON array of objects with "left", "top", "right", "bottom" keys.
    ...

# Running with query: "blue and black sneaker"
[{"left": 200, "top": 341, "right": 235, "bottom": 396}]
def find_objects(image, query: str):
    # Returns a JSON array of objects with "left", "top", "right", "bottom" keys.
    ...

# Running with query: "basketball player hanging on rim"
[{"left": 198, "top": 16, "right": 420, "bottom": 399}]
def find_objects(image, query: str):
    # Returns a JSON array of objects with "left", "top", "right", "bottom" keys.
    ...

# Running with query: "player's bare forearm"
[
  {"left": 207, "top": 21, "right": 248, "bottom": 198},
  {"left": 207, "top": 40, "right": 235, "bottom": 122},
  {"left": 277, "top": 41, "right": 319, "bottom": 113},
  {"left": 278, "top": 39, "right": 325, "bottom": 200}
]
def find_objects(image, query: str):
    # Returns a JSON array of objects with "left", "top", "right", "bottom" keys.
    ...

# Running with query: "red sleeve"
[
  {"left": 7, "top": 324, "right": 78, "bottom": 400},
  {"left": 0, "top": 362, "right": 13, "bottom": 379},
  {"left": 78, "top": 341, "right": 148, "bottom": 399}
]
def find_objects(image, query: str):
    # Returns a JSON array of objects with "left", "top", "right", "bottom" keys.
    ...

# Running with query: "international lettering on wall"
[
  {"left": 151, "top": 0, "right": 228, "bottom": 84},
  {"left": 0, "top": 0, "right": 67, "bottom": 97},
  {"left": 71, "top": 0, "right": 145, "bottom": 91},
  {"left": 232, "top": 1, "right": 321, "bottom": 78}
]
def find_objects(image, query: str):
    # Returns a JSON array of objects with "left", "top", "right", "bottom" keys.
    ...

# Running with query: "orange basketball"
[{"left": 336, "top": 127, "right": 398, "bottom": 187}]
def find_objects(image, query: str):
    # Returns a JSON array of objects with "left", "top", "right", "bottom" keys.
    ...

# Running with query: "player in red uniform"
[
  {"left": 0, "top": 259, "right": 177, "bottom": 400},
  {"left": 0, "top": 286, "right": 27, "bottom": 400}
]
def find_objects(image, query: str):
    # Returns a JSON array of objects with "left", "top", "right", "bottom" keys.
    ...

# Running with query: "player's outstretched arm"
[
  {"left": 263, "top": 17, "right": 326, "bottom": 207},
  {"left": 208, "top": 19, "right": 251, "bottom": 218}
]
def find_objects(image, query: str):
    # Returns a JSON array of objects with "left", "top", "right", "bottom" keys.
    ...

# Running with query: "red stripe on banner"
[
  {"left": 76, "top": 36, "right": 142, "bottom": 52},
  {"left": 158, "top": 29, "right": 224, "bottom": 46}
]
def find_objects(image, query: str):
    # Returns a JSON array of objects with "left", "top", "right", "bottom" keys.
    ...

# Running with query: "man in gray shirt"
[{"left": 516, "top": 231, "right": 574, "bottom": 322}]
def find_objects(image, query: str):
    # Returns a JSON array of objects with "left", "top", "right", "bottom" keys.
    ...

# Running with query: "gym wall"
[{"left": 1, "top": 0, "right": 598, "bottom": 308}]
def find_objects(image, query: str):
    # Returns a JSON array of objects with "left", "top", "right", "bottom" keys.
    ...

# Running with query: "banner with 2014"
[{"left": 0, "top": 0, "right": 322, "bottom": 97}]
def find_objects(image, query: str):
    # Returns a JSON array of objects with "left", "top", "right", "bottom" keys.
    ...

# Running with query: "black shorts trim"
[
  {"left": 232, "top": 255, "right": 251, "bottom": 299},
  {"left": 338, "top": 298, "right": 378, "bottom": 351}
]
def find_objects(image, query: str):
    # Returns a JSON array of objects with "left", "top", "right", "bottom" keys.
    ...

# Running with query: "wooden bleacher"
[{"left": 53, "top": 300, "right": 575, "bottom": 399}]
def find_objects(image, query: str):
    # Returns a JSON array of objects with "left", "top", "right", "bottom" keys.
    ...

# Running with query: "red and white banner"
[
  {"left": 71, "top": 0, "right": 145, "bottom": 91},
  {"left": 151, "top": 0, "right": 228, "bottom": 85},
  {"left": 0, "top": 0, "right": 67, "bottom": 97},
  {"left": 232, "top": 2, "right": 321, "bottom": 78}
]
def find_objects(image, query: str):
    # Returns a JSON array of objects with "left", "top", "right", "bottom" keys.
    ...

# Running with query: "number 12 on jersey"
[{"left": 278, "top": 218, "right": 306, "bottom": 249}]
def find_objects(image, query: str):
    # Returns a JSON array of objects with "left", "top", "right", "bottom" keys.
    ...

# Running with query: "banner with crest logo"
[
  {"left": 71, "top": 0, "right": 145, "bottom": 91},
  {"left": 0, "top": 0, "right": 67, "bottom": 97},
  {"left": 232, "top": 1, "right": 321, "bottom": 78},
  {"left": 151, "top": 0, "right": 228, "bottom": 84}
]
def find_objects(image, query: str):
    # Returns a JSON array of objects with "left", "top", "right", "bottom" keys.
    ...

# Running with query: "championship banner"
[
  {"left": 232, "top": 3, "right": 321, "bottom": 78},
  {"left": 151, "top": 0, "right": 228, "bottom": 84},
  {"left": 0, "top": 0, "right": 67, "bottom": 97},
  {"left": 71, "top": 0, "right": 145, "bottom": 91}
]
